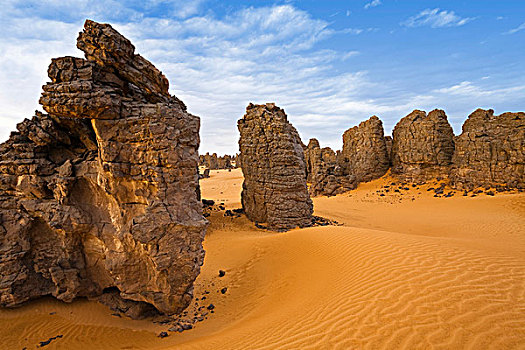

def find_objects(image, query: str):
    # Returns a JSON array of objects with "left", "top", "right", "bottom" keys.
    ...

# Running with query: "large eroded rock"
[
  {"left": 451, "top": 109, "right": 524, "bottom": 190},
  {"left": 0, "top": 20, "right": 207, "bottom": 318},
  {"left": 238, "top": 103, "right": 313, "bottom": 230},
  {"left": 341, "top": 116, "right": 390, "bottom": 183},
  {"left": 391, "top": 109, "right": 455, "bottom": 182}
]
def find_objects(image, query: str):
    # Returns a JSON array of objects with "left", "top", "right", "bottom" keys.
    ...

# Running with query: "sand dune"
[{"left": 1, "top": 168, "right": 524, "bottom": 349}]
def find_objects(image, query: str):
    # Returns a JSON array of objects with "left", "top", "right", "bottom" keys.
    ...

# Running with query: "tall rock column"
[
  {"left": 391, "top": 109, "right": 455, "bottom": 182},
  {"left": 237, "top": 103, "right": 313, "bottom": 230},
  {"left": 451, "top": 109, "right": 524, "bottom": 190}
]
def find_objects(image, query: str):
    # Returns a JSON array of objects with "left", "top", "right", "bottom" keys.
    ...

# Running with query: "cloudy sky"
[{"left": 1, "top": 0, "right": 524, "bottom": 154}]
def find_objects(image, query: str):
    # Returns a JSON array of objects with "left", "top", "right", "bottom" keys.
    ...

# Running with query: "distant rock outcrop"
[
  {"left": 199, "top": 153, "right": 235, "bottom": 170},
  {"left": 238, "top": 103, "right": 313, "bottom": 230},
  {"left": 202, "top": 153, "right": 219, "bottom": 170},
  {"left": 233, "top": 153, "right": 241, "bottom": 168},
  {"left": 341, "top": 116, "right": 390, "bottom": 183},
  {"left": 305, "top": 139, "right": 355, "bottom": 196},
  {"left": 217, "top": 155, "right": 233, "bottom": 169},
  {"left": 391, "top": 109, "right": 455, "bottom": 182},
  {"left": 451, "top": 109, "right": 525, "bottom": 190},
  {"left": 0, "top": 20, "right": 207, "bottom": 318}
]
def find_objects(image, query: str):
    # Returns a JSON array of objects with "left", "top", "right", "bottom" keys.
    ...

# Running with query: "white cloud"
[
  {"left": 504, "top": 22, "right": 525, "bottom": 34},
  {"left": 341, "top": 51, "right": 360, "bottom": 60},
  {"left": 401, "top": 8, "right": 475, "bottom": 28},
  {"left": 434, "top": 81, "right": 525, "bottom": 99},
  {"left": 0, "top": 4, "right": 372, "bottom": 153},
  {"left": 364, "top": 0, "right": 382, "bottom": 10},
  {"left": 0, "top": 2, "right": 522, "bottom": 154},
  {"left": 2, "top": 0, "right": 206, "bottom": 21}
]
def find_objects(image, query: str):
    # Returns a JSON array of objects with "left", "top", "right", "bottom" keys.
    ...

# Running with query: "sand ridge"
[{"left": 0, "top": 168, "right": 523, "bottom": 349}]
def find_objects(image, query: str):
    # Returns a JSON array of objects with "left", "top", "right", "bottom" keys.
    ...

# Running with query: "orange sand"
[{"left": 1, "top": 168, "right": 524, "bottom": 349}]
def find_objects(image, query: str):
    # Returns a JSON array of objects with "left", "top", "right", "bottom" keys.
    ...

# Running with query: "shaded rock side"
[
  {"left": 450, "top": 109, "right": 525, "bottom": 190},
  {"left": 384, "top": 136, "right": 393, "bottom": 165},
  {"left": 391, "top": 109, "right": 455, "bottom": 181},
  {"left": 305, "top": 139, "right": 356, "bottom": 197},
  {"left": 237, "top": 103, "right": 313, "bottom": 230},
  {"left": 341, "top": 116, "right": 390, "bottom": 183},
  {"left": 0, "top": 20, "right": 207, "bottom": 318}
]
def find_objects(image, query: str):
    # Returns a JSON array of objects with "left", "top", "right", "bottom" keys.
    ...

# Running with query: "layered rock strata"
[
  {"left": 391, "top": 109, "right": 455, "bottom": 182},
  {"left": 237, "top": 103, "right": 313, "bottom": 230},
  {"left": 0, "top": 20, "right": 207, "bottom": 318},
  {"left": 450, "top": 109, "right": 524, "bottom": 190}
]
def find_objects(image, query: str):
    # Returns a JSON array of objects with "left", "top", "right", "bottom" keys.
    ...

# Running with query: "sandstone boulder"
[
  {"left": 237, "top": 103, "right": 313, "bottom": 230},
  {"left": 0, "top": 20, "right": 207, "bottom": 318},
  {"left": 451, "top": 109, "right": 524, "bottom": 190},
  {"left": 391, "top": 109, "right": 455, "bottom": 182}
]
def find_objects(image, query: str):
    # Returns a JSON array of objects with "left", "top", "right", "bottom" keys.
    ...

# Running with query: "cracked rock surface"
[
  {"left": 0, "top": 20, "right": 207, "bottom": 318},
  {"left": 238, "top": 103, "right": 313, "bottom": 230},
  {"left": 341, "top": 116, "right": 390, "bottom": 183},
  {"left": 391, "top": 109, "right": 455, "bottom": 182},
  {"left": 451, "top": 109, "right": 525, "bottom": 190}
]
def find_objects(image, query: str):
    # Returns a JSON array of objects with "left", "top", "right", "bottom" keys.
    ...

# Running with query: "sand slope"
[{"left": 1, "top": 169, "right": 524, "bottom": 349}]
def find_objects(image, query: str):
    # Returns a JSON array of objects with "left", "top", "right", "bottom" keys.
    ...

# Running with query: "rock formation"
[
  {"left": 199, "top": 153, "right": 235, "bottom": 170},
  {"left": 0, "top": 20, "right": 207, "bottom": 318},
  {"left": 451, "top": 109, "right": 524, "bottom": 190},
  {"left": 341, "top": 116, "right": 390, "bottom": 183},
  {"left": 384, "top": 136, "right": 393, "bottom": 165},
  {"left": 202, "top": 153, "right": 219, "bottom": 170},
  {"left": 391, "top": 109, "right": 455, "bottom": 182},
  {"left": 234, "top": 153, "right": 241, "bottom": 168},
  {"left": 238, "top": 103, "right": 313, "bottom": 230},
  {"left": 305, "top": 139, "right": 355, "bottom": 196},
  {"left": 217, "top": 155, "right": 233, "bottom": 169}
]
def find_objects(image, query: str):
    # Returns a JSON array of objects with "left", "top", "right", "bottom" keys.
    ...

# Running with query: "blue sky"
[{"left": 0, "top": 0, "right": 524, "bottom": 154}]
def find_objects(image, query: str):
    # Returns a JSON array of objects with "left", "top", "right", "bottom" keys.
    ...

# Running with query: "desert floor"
[{"left": 1, "top": 168, "right": 524, "bottom": 349}]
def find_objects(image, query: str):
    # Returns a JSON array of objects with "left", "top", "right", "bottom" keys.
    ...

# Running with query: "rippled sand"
[{"left": 1, "top": 168, "right": 524, "bottom": 349}]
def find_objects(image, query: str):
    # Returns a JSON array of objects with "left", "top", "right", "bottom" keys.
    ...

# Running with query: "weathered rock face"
[
  {"left": 384, "top": 136, "right": 393, "bottom": 165},
  {"left": 202, "top": 153, "right": 218, "bottom": 170},
  {"left": 305, "top": 138, "right": 321, "bottom": 183},
  {"left": 305, "top": 139, "right": 355, "bottom": 197},
  {"left": 391, "top": 109, "right": 455, "bottom": 182},
  {"left": 0, "top": 20, "right": 207, "bottom": 318},
  {"left": 233, "top": 153, "right": 241, "bottom": 168},
  {"left": 238, "top": 103, "right": 313, "bottom": 230},
  {"left": 217, "top": 155, "right": 232, "bottom": 169},
  {"left": 341, "top": 116, "right": 390, "bottom": 183},
  {"left": 451, "top": 109, "right": 525, "bottom": 190}
]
